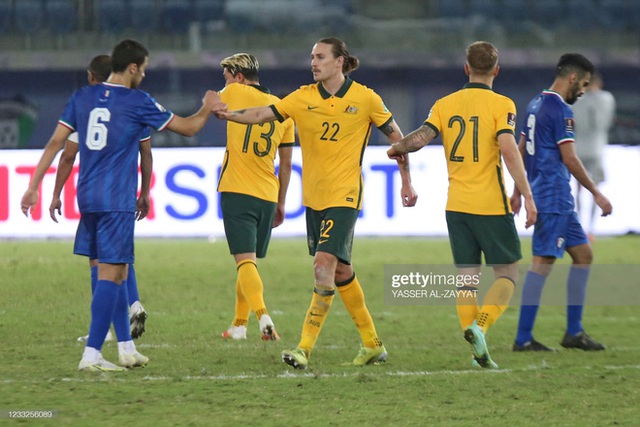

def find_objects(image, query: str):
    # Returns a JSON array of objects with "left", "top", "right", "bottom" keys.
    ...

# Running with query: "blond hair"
[{"left": 220, "top": 53, "right": 260, "bottom": 81}]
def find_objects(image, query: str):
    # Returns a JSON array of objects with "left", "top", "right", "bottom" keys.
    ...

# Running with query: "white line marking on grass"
[
  {"left": 4, "top": 364, "right": 639, "bottom": 384},
  {"left": 135, "top": 343, "right": 176, "bottom": 349}
]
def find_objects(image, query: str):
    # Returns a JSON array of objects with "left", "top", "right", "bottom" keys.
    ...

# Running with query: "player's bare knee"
[
  {"left": 334, "top": 262, "right": 354, "bottom": 284},
  {"left": 573, "top": 251, "right": 593, "bottom": 265},
  {"left": 568, "top": 243, "right": 593, "bottom": 265},
  {"left": 314, "top": 263, "right": 335, "bottom": 290},
  {"left": 493, "top": 263, "right": 519, "bottom": 284}
]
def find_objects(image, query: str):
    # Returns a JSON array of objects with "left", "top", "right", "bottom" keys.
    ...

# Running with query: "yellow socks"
[
  {"left": 476, "top": 277, "right": 515, "bottom": 332},
  {"left": 236, "top": 259, "right": 268, "bottom": 321},
  {"left": 456, "top": 286, "right": 479, "bottom": 330},
  {"left": 232, "top": 276, "right": 250, "bottom": 327},
  {"left": 337, "top": 274, "right": 382, "bottom": 349},
  {"left": 298, "top": 288, "right": 335, "bottom": 356}
]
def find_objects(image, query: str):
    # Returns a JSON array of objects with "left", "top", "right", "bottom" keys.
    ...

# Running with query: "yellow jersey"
[
  {"left": 217, "top": 83, "right": 295, "bottom": 202},
  {"left": 425, "top": 83, "right": 516, "bottom": 215},
  {"left": 271, "top": 78, "right": 392, "bottom": 210}
]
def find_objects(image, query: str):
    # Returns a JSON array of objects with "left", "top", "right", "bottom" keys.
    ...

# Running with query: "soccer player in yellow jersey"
[
  {"left": 388, "top": 41, "right": 537, "bottom": 368},
  {"left": 213, "top": 37, "right": 418, "bottom": 369},
  {"left": 216, "top": 53, "right": 295, "bottom": 341}
]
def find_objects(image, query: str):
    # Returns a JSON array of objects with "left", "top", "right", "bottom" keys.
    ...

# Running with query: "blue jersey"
[
  {"left": 521, "top": 90, "right": 575, "bottom": 214},
  {"left": 59, "top": 82, "right": 173, "bottom": 213}
]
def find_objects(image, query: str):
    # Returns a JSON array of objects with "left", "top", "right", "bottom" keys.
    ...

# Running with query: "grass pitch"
[{"left": 1, "top": 236, "right": 639, "bottom": 426}]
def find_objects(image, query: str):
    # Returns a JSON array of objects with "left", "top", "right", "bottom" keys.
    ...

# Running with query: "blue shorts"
[
  {"left": 532, "top": 212, "right": 589, "bottom": 258},
  {"left": 73, "top": 212, "right": 135, "bottom": 264}
]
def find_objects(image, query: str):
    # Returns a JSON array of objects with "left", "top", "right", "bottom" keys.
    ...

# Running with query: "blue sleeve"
[
  {"left": 138, "top": 91, "right": 174, "bottom": 131},
  {"left": 139, "top": 127, "right": 151, "bottom": 142},
  {"left": 555, "top": 104, "right": 575, "bottom": 144},
  {"left": 58, "top": 91, "right": 79, "bottom": 131}
]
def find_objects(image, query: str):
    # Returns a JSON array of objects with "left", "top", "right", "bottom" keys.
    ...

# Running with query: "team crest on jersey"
[
  {"left": 344, "top": 105, "right": 359, "bottom": 114},
  {"left": 507, "top": 112, "right": 516, "bottom": 127},
  {"left": 155, "top": 102, "right": 167, "bottom": 112},
  {"left": 565, "top": 118, "right": 574, "bottom": 132}
]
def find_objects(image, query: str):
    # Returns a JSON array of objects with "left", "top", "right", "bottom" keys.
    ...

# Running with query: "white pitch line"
[{"left": 2, "top": 363, "right": 639, "bottom": 384}]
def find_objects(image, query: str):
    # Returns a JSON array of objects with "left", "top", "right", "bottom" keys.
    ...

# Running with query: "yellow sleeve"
[
  {"left": 273, "top": 91, "right": 298, "bottom": 122},
  {"left": 281, "top": 118, "right": 296, "bottom": 145},
  {"left": 424, "top": 101, "right": 442, "bottom": 137},
  {"left": 496, "top": 97, "right": 517, "bottom": 137},
  {"left": 368, "top": 89, "right": 393, "bottom": 128}
]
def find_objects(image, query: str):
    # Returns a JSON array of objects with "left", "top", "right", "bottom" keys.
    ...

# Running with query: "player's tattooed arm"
[
  {"left": 396, "top": 125, "right": 436, "bottom": 153},
  {"left": 381, "top": 123, "right": 396, "bottom": 137},
  {"left": 221, "top": 106, "right": 276, "bottom": 124}
]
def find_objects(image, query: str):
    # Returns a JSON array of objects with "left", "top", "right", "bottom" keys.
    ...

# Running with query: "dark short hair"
[
  {"left": 88, "top": 55, "right": 112, "bottom": 82},
  {"left": 111, "top": 39, "right": 148, "bottom": 73},
  {"left": 556, "top": 53, "right": 595, "bottom": 78}
]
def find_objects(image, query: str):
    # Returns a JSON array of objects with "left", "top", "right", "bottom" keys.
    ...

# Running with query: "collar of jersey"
[
  {"left": 102, "top": 82, "right": 127, "bottom": 88},
  {"left": 463, "top": 82, "right": 492, "bottom": 90},
  {"left": 318, "top": 77, "right": 353, "bottom": 99},
  {"left": 250, "top": 84, "right": 271, "bottom": 94},
  {"left": 542, "top": 89, "right": 566, "bottom": 104}
]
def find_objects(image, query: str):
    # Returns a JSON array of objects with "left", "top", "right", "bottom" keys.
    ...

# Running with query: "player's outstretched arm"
[
  {"left": 215, "top": 105, "right": 277, "bottom": 125},
  {"left": 388, "top": 125, "right": 436, "bottom": 159},
  {"left": 167, "top": 90, "right": 219, "bottom": 137}
]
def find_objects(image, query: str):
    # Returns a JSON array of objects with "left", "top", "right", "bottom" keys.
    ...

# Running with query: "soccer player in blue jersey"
[
  {"left": 511, "top": 53, "right": 612, "bottom": 352},
  {"left": 49, "top": 54, "right": 148, "bottom": 342},
  {"left": 22, "top": 39, "right": 219, "bottom": 371}
]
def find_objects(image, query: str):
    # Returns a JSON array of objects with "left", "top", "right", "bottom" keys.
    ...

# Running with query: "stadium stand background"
[{"left": 0, "top": 0, "right": 638, "bottom": 148}]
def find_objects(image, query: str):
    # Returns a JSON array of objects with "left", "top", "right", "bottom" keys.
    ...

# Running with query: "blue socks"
[
  {"left": 90, "top": 265, "right": 98, "bottom": 295},
  {"left": 86, "top": 264, "right": 138, "bottom": 345},
  {"left": 86, "top": 280, "right": 120, "bottom": 350},
  {"left": 515, "top": 266, "right": 591, "bottom": 345},
  {"left": 126, "top": 263, "right": 140, "bottom": 305},
  {"left": 515, "top": 271, "right": 546, "bottom": 346},
  {"left": 113, "top": 282, "right": 132, "bottom": 342},
  {"left": 567, "top": 266, "right": 589, "bottom": 336}
]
